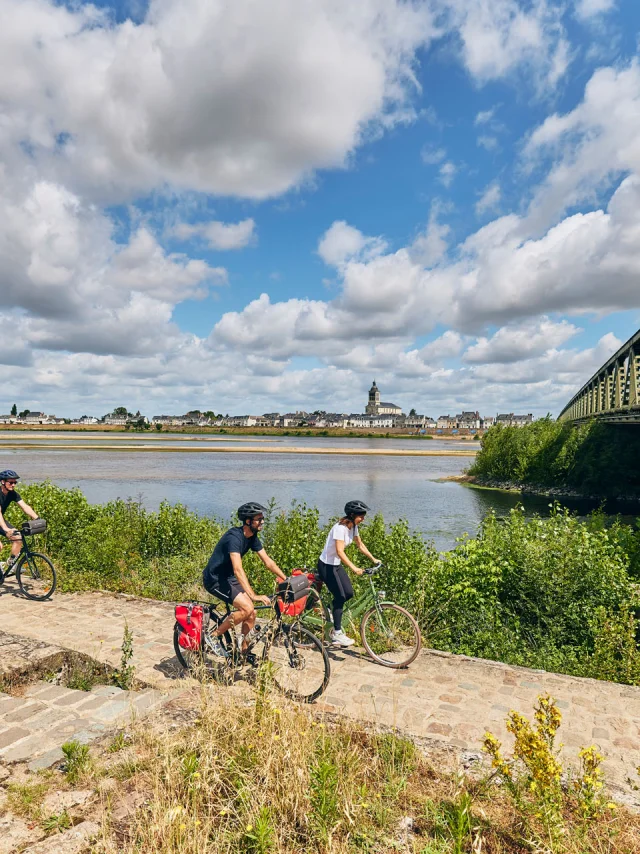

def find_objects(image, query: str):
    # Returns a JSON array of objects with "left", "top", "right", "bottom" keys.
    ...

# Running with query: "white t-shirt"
[{"left": 319, "top": 523, "right": 359, "bottom": 566}]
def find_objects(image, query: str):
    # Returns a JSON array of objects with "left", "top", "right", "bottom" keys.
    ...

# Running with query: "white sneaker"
[{"left": 330, "top": 629, "right": 355, "bottom": 647}]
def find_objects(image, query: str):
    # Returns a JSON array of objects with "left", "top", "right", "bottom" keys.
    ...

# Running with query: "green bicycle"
[{"left": 296, "top": 563, "right": 421, "bottom": 669}]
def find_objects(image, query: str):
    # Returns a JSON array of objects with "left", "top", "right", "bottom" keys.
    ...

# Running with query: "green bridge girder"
[{"left": 558, "top": 328, "right": 640, "bottom": 423}]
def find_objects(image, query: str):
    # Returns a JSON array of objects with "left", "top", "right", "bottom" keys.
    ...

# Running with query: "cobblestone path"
[{"left": 0, "top": 584, "right": 639, "bottom": 805}]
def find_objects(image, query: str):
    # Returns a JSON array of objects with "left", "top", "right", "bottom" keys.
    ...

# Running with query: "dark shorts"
[{"left": 203, "top": 571, "right": 245, "bottom": 605}]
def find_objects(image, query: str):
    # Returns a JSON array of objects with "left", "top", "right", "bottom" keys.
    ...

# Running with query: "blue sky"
[{"left": 1, "top": 0, "right": 640, "bottom": 418}]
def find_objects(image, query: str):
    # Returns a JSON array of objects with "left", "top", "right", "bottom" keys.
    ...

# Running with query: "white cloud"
[
  {"left": 575, "top": 0, "right": 616, "bottom": 20},
  {"left": 439, "top": 161, "right": 457, "bottom": 187},
  {"left": 445, "top": 0, "right": 571, "bottom": 90},
  {"left": 463, "top": 318, "right": 580, "bottom": 363},
  {"left": 524, "top": 61, "right": 640, "bottom": 230},
  {"left": 174, "top": 218, "right": 256, "bottom": 250},
  {"left": 475, "top": 181, "right": 501, "bottom": 214},
  {"left": 0, "top": 0, "right": 439, "bottom": 202},
  {"left": 475, "top": 108, "right": 496, "bottom": 125},
  {"left": 317, "top": 221, "right": 387, "bottom": 268},
  {"left": 410, "top": 204, "right": 451, "bottom": 266},
  {"left": 421, "top": 145, "right": 447, "bottom": 164},
  {"left": 477, "top": 135, "right": 499, "bottom": 151}
]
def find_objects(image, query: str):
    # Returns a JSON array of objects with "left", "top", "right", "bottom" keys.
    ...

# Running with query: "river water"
[{"left": 0, "top": 432, "right": 593, "bottom": 551}]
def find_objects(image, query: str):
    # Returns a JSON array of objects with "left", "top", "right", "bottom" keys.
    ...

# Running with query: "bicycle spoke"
[
  {"left": 264, "top": 626, "right": 329, "bottom": 702},
  {"left": 17, "top": 553, "right": 56, "bottom": 601}
]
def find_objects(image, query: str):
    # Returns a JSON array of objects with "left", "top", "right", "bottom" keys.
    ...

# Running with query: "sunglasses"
[{"left": 5, "top": 480, "right": 17, "bottom": 485}]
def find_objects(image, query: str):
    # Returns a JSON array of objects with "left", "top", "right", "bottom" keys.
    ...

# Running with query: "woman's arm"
[
  {"left": 354, "top": 536, "right": 378, "bottom": 564},
  {"left": 335, "top": 540, "right": 363, "bottom": 575}
]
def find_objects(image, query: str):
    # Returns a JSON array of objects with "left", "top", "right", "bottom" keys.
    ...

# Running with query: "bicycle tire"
[
  {"left": 17, "top": 552, "right": 57, "bottom": 601},
  {"left": 263, "top": 624, "right": 330, "bottom": 703},
  {"left": 360, "top": 603, "right": 421, "bottom": 669}
]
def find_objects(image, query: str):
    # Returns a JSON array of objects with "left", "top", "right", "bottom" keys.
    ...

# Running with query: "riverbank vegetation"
[
  {"left": 5, "top": 482, "right": 640, "bottom": 687},
  {"left": 468, "top": 419, "right": 640, "bottom": 499}
]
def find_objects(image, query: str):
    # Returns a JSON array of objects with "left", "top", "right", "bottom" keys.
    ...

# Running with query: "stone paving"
[
  {"left": 0, "top": 583, "right": 639, "bottom": 805},
  {"left": 0, "top": 681, "right": 166, "bottom": 770}
]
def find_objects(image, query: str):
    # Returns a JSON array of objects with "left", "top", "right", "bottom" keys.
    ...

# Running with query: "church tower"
[{"left": 366, "top": 380, "right": 380, "bottom": 415}]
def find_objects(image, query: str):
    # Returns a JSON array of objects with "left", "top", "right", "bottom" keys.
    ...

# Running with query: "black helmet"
[
  {"left": 0, "top": 470, "right": 19, "bottom": 481},
  {"left": 237, "top": 502, "right": 268, "bottom": 523},
  {"left": 344, "top": 500, "right": 370, "bottom": 519}
]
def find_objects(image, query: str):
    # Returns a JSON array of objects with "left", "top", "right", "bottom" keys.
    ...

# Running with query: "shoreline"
[
  {"left": 0, "top": 424, "right": 480, "bottom": 440},
  {"left": 444, "top": 474, "right": 640, "bottom": 508},
  {"left": 0, "top": 441, "right": 476, "bottom": 457}
]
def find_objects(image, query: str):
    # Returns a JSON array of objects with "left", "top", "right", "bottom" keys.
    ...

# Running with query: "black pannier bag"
[
  {"left": 277, "top": 574, "right": 310, "bottom": 603},
  {"left": 22, "top": 519, "right": 47, "bottom": 536}
]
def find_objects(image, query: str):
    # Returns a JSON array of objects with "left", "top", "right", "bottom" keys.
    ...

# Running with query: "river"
[{"left": 0, "top": 431, "right": 598, "bottom": 551}]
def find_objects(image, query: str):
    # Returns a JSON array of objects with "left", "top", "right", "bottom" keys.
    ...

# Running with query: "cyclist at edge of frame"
[
  {"left": 0, "top": 470, "right": 40, "bottom": 572},
  {"left": 202, "top": 501, "right": 287, "bottom": 660},
  {"left": 316, "top": 499, "right": 379, "bottom": 648}
]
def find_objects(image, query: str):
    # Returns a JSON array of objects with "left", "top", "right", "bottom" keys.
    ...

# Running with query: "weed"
[
  {"left": 42, "top": 809, "right": 73, "bottom": 834},
  {"left": 7, "top": 780, "right": 49, "bottom": 820},
  {"left": 61, "top": 740, "right": 91, "bottom": 784},
  {"left": 107, "top": 731, "right": 128, "bottom": 753},
  {"left": 242, "top": 805, "right": 275, "bottom": 854},
  {"left": 112, "top": 622, "right": 135, "bottom": 690}
]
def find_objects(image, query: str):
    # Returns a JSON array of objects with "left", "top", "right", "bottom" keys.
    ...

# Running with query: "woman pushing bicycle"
[{"left": 317, "top": 500, "right": 379, "bottom": 647}]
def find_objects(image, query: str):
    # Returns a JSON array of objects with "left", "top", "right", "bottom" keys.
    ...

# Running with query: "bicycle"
[
  {"left": 0, "top": 519, "right": 56, "bottom": 601},
  {"left": 173, "top": 592, "right": 330, "bottom": 703},
  {"left": 296, "top": 563, "right": 421, "bottom": 669}
]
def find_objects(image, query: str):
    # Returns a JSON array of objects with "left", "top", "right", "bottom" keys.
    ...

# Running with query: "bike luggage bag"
[
  {"left": 175, "top": 603, "right": 206, "bottom": 650},
  {"left": 22, "top": 518, "right": 47, "bottom": 536},
  {"left": 277, "top": 569, "right": 311, "bottom": 616},
  {"left": 277, "top": 573, "right": 310, "bottom": 603}
]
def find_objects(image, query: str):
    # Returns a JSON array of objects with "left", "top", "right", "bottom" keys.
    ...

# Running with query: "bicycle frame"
[
  {"left": 206, "top": 598, "right": 302, "bottom": 669},
  {"left": 301, "top": 571, "right": 387, "bottom": 642},
  {"left": 2, "top": 530, "right": 33, "bottom": 578}
]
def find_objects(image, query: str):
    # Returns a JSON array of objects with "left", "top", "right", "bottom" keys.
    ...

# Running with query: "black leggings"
[{"left": 316, "top": 559, "right": 354, "bottom": 631}]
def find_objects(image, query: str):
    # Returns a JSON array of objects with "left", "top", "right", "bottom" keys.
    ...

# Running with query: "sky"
[{"left": 2, "top": 0, "right": 640, "bottom": 419}]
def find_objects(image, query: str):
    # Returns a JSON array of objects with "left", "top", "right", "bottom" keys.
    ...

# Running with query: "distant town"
[{"left": 0, "top": 381, "right": 534, "bottom": 433}]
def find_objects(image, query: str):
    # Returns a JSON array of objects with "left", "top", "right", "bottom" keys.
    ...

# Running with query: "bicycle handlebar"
[{"left": 364, "top": 562, "right": 383, "bottom": 576}]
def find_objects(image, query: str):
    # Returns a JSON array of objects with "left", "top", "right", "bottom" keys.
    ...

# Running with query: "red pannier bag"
[
  {"left": 175, "top": 603, "right": 205, "bottom": 650},
  {"left": 276, "top": 569, "right": 314, "bottom": 617}
]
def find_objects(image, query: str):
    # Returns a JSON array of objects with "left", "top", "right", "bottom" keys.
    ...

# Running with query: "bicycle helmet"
[
  {"left": 237, "top": 502, "right": 268, "bottom": 523},
  {"left": 0, "top": 470, "right": 19, "bottom": 481},
  {"left": 344, "top": 499, "right": 370, "bottom": 519}
]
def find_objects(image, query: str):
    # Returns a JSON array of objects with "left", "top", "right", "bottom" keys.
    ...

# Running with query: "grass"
[{"left": 5, "top": 690, "right": 636, "bottom": 854}]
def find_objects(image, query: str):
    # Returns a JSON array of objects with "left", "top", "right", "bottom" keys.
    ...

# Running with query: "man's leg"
[
  {"left": 214, "top": 592, "right": 254, "bottom": 648},
  {"left": 7, "top": 532, "right": 21, "bottom": 563}
]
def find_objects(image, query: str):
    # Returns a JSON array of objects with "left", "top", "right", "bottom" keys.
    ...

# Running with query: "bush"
[{"left": 469, "top": 418, "right": 640, "bottom": 498}]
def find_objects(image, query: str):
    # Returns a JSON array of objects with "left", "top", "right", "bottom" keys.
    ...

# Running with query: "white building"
[
  {"left": 365, "top": 381, "right": 403, "bottom": 416},
  {"left": 437, "top": 415, "right": 456, "bottom": 429}
]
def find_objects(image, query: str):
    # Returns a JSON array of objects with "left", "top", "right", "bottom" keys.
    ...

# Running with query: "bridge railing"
[{"left": 558, "top": 328, "right": 640, "bottom": 423}]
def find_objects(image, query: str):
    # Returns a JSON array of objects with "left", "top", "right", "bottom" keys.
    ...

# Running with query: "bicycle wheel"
[
  {"left": 360, "top": 603, "right": 421, "bottom": 668},
  {"left": 173, "top": 620, "right": 235, "bottom": 680},
  {"left": 263, "top": 624, "right": 329, "bottom": 702},
  {"left": 17, "top": 553, "right": 56, "bottom": 601}
]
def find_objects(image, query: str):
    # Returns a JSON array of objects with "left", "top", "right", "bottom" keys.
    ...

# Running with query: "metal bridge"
[{"left": 558, "top": 328, "right": 640, "bottom": 423}]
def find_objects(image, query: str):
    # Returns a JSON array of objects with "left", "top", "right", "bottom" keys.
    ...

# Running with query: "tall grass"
[{"left": 4, "top": 483, "right": 640, "bottom": 685}]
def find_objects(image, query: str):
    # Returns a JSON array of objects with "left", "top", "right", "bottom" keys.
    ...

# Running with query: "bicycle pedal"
[{"left": 242, "top": 652, "right": 259, "bottom": 668}]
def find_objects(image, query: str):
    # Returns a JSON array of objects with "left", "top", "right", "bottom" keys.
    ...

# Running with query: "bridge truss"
[{"left": 558, "top": 328, "right": 640, "bottom": 423}]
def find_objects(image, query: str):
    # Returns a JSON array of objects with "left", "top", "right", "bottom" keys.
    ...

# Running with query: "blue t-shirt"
[{"left": 204, "top": 526, "right": 263, "bottom": 585}]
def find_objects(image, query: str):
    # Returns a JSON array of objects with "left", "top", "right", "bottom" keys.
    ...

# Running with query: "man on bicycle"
[
  {"left": 0, "top": 470, "right": 39, "bottom": 572},
  {"left": 203, "top": 502, "right": 286, "bottom": 658}
]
